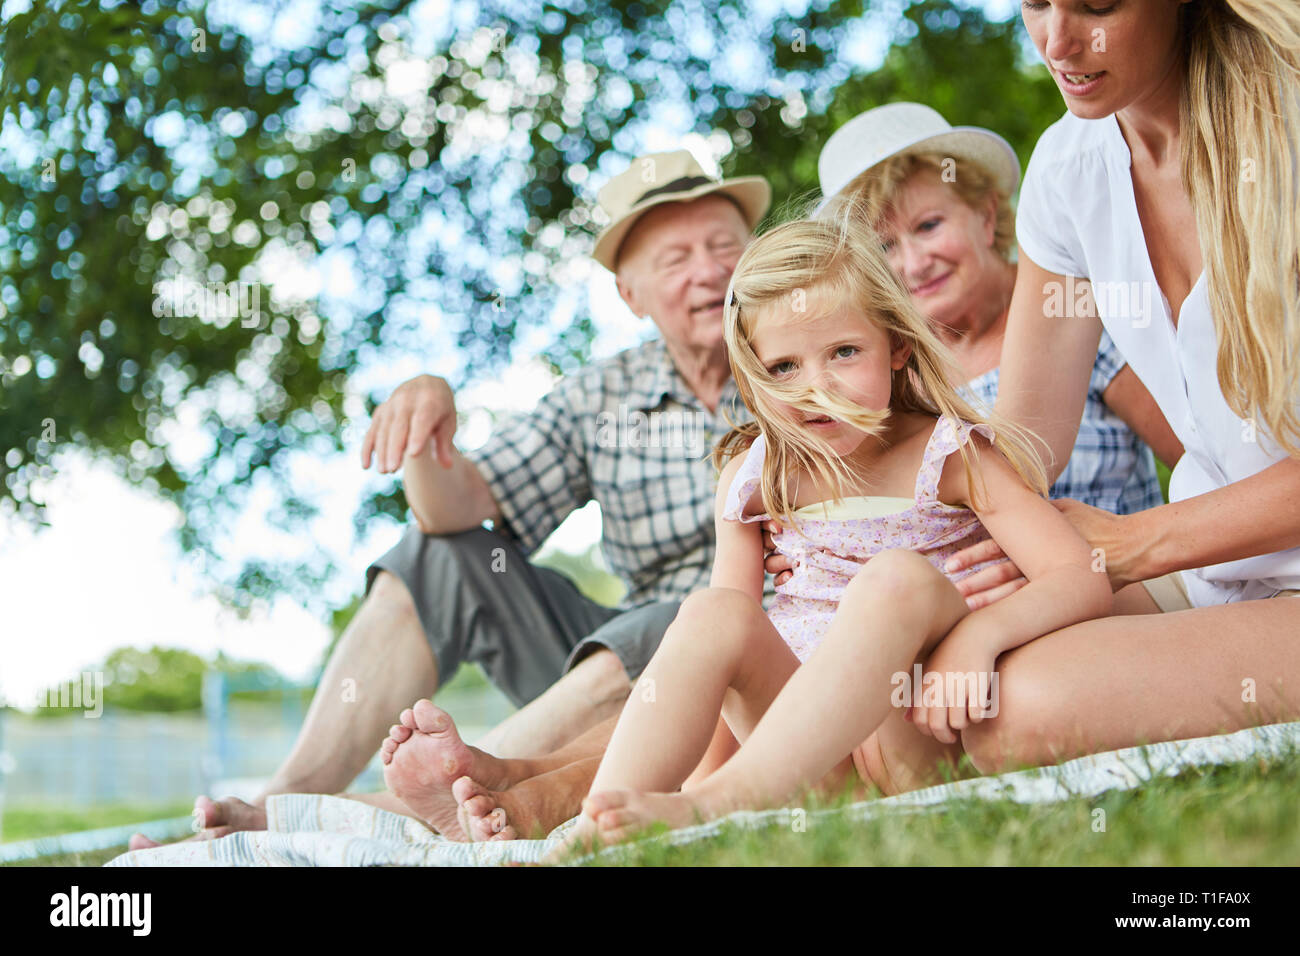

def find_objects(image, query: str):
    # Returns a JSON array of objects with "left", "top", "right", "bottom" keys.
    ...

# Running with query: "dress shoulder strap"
[
  {"left": 912, "top": 417, "right": 996, "bottom": 505},
  {"left": 720, "top": 432, "right": 771, "bottom": 524}
]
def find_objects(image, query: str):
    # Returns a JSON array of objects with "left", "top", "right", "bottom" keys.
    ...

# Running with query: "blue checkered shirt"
[{"left": 958, "top": 330, "right": 1163, "bottom": 514}]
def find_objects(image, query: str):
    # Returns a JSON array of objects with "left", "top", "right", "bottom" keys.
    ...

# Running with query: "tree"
[{"left": 2, "top": 0, "right": 1063, "bottom": 609}]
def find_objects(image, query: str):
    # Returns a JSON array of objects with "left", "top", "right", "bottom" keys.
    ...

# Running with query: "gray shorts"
[{"left": 366, "top": 524, "right": 680, "bottom": 708}]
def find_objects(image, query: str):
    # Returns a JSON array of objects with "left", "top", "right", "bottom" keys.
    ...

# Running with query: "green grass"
[
  {"left": 582, "top": 752, "right": 1300, "bottom": 866},
  {"left": 1, "top": 802, "right": 194, "bottom": 867},
  {"left": 8, "top": 750, "right": 1298, "bottom": 867},
  {"left": 2, "top": 802, "right": 195, "bottom": 843}
]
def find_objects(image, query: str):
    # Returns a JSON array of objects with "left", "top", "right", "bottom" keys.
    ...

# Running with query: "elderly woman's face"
[{"left": 878, "top": 168, "right": 998, "bottom": 331}]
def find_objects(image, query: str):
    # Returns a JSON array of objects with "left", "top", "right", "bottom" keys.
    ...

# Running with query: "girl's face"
[
  {"left": 1020, "top": 0, "right": 1190, "bottom": 120},
  {"left": 748, "top": 294, "right": 912, "bottom": 458},
  {"left": 878, "top": 168, "right": 998, "bottom": 331}
]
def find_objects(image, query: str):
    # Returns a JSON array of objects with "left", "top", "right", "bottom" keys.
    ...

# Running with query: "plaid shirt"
[
  {"left": 959, "top": 330, "right": 1164, "bottom": 514},
  {"left": 465, "top": 339, "right": 764, "bottom": 609}
]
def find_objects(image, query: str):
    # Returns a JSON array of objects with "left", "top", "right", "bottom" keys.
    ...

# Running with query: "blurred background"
[{"left": 0, "top": 0, "right": 1073, "bottom": 847}]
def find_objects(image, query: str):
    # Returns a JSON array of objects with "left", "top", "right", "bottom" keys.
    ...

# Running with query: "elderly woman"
[{"left": 816, "top": 103, "right": 1180, "bottom": 531}]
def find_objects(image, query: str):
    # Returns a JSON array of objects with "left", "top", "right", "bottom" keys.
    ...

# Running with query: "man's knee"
[
  {"left": 367, "top": 569, "right": 418, "bottom": 621},
  {"left": 565, "top": 647, "right": 632, "bottom": 705}
]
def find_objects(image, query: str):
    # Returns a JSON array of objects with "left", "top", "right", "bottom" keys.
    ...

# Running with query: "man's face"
[{"left": 615, "top": 194, "right": 751, "bottom": 355}]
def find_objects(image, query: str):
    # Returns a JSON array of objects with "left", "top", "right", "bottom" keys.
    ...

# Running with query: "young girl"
[{"left": 559, "top": 214, "right": 1115, "bottom": 850}]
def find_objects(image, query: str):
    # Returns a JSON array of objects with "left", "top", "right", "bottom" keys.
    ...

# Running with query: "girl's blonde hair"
[
  {"left": 1181, "top": 1, "right": 1300, "bottom": 457},
  {"left": 713, "top": 214, "right": 1048, "bottom": 526},
  {"left": 825, "top": 149, "right": 1016, "bottom": 261}
]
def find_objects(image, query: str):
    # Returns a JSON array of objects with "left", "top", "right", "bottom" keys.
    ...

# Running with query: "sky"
[{"left": 0, "top": 0, "right": 1027, "bottom": 708}]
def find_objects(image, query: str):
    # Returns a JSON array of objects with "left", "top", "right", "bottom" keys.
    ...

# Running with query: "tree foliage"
[{"left": 1, "top": 0, "right": 1064, "bottom": 608}]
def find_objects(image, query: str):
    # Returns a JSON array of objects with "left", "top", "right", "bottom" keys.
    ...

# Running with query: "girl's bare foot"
[
  {"left": 582, "top": 790, "right": 710, "bottom": 843},
  {"left": 543, "top": 789, "right": 712, "bottom": 864},
  {"left": 380, "top": 699, "right": 512, "bottom": 841}
]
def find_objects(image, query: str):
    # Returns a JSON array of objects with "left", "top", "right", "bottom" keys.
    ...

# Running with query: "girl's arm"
[
  {"left": 995, "top": 254, "right": 1105, "bottom": 484},
  {"left": 912, "top": 439, "right": 1114, "bottom": 743},
  {"left": 938, "top": 436, "right": 1113, "bottom": 659},
  {"left": 709, "top": 451, "right": 766, "bottom": 602}
]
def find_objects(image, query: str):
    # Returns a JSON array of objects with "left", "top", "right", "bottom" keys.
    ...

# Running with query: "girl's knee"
[
  {"left": 666, "top": 588, "right": 766, "bottom": 646},
  {"left": 846, "top": 549, "right": 945, "bottom": 603}
]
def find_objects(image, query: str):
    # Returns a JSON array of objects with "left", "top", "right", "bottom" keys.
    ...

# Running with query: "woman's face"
[
  {"left": 1020, "top": 0, "right": 1190, "bottom": 120},
  {"left": 878, "top": 168, "right": 998, "bottom": 332}
]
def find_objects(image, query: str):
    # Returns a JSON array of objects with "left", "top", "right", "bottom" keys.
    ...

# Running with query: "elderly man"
[{"left": 131, "top": 150, "right": 770, "bottom": 848}]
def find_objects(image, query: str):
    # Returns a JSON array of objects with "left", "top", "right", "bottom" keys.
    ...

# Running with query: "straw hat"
[
  {"left": 591, "top": 150, "right": 771, "bottom": 272},
  {"left": 818, "top": 102, "right": 1020, "bottom": 207}
]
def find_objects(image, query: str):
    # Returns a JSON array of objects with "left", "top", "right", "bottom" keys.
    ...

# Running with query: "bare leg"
[
  {"left": 473, "top": 649, "right": 631, "bottom": 757},
  {"left": 264, "top": 570, "right": 438, "bottom": 795},
  {"left": 127, "top": 571, "right": 436, "bottom": 851},
  {"left": 573, "top": 551, "right": 972, "bottom": 846},
  {"left": 962, "top": 594, "right": 1300, "bottom": 772}
]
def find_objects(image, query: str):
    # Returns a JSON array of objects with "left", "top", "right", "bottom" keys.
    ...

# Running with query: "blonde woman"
[
  {"left": 937, "top": 0, "right": 1300, "bottom": 765},
  {"left": 561, "top": 215, "right": 1113, "bottom": 847}
]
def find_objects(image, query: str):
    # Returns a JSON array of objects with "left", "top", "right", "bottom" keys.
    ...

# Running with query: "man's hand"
[
  {"left": 762, "top": 520, "right": 795, "bottom": 584},
  {"left": 361, "top": 374, "right": 457, "bottom": 474}
]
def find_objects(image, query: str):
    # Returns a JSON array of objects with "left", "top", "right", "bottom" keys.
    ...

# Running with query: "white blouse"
[{"left": 1016, "top": 110, "right": 1300, "bottom": 607}]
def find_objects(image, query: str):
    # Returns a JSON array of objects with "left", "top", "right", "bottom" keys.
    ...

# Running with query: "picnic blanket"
[{"left": 106, "top": 720, "right": 1300, "bottom": 867}]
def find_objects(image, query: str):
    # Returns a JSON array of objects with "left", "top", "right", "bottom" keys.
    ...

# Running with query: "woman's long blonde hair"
[
  {"left": 712, "top": 214, "right": 1048, "bottom": 526},
  {"left": 1182, "top": 1, "right": 1300, "bottom": 457}
]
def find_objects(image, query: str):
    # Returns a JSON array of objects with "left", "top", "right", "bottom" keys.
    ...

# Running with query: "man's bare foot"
[
  {"left": 127, "top": 795, "right": 267, "bottom": 851},
  {"left": 381, "top": 699, "right": 513, "bottom": 841},
  {"left": 452, "top": 755, "right": 600, "bottom": 843}
]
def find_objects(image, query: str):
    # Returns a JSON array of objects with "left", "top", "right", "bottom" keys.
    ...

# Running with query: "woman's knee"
[{"left": 960, "top": 653, "right": 1061, "bottom": 774}]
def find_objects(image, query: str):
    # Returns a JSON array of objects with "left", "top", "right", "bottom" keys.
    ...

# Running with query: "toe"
[
  {"left": 399, "top": 707, "right": 416, "bottom": 728},
  {"left": 128, "top": 833, "right": 160, "bottom": 851},
  {"left": 596, "top": 808, "right": 637, "bottom": 832},
  {"left": 490, "top": 825, "right": 517, "bottom": 842},
  {"left": 461, "top": 795, "right": 495, "bottom": 819},
  {"left": 195, "top": 795, "right": 221, "bottom": 827},
  {"left": 388, "top": 724, "right": 412, "bottom": 743},
  {"left": 412, "top": 699, "right": 449, "bottom": 734},
  {"left": 451, "top": 775, "right": 486, "bottom": 805},
  {"left": 195, "top": 825, "right": 233, "bottom": 843},
  {"left": 582, "top": 790, "right": 629, "bottom": 816}
]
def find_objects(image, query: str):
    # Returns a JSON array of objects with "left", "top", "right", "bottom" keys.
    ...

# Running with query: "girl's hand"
[
  {"left": 762, "top": 520, "right": 795, "bottom": 585},
  {"left": 906, "top": 633, "right": 999, "bottom": 745}
]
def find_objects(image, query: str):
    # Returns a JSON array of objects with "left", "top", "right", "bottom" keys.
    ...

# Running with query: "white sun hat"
[{"left": 817, "top": 102, "right": 1020, "bottom": 208}]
